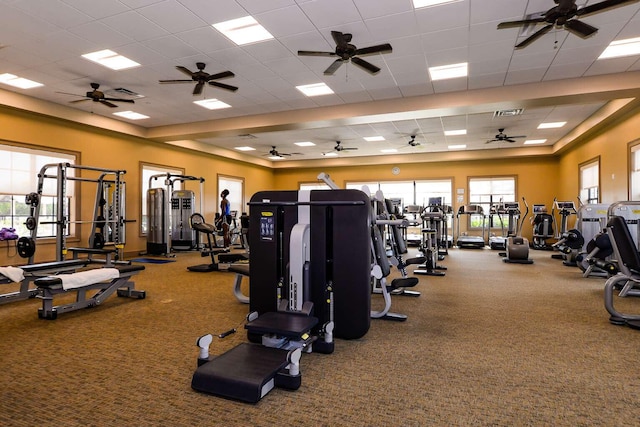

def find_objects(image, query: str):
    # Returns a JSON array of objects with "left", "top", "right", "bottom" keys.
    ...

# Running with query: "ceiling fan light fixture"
[
  {"left": 82, "top": 49, "right": 140, "bottom": 70},
  {"left": 112, "top": 111, "right": 149, "bottom": 120},
  {"left": 193, "top": 98, "right": 231, "bottom": 110},
  {"left": 538, "top": 121, "right": 566, "bottom": 129},
  {"left": 213, "top": 16, "right": 273, "bottom": 46},
  {"left": 0, "top": 73, "right": 43, "bottom": 89},
  {"left": 598, "top": 37, "right": 640, "bottom": 59},
  {"left": 296, "top": 82, "right": 334, "bottom": 97},
  {"left": 428, "top": 62, "right": 468, "bottom": 81}
]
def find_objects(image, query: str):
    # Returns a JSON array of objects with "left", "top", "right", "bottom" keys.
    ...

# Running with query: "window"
[
  {"left": 630, "top": 142, "right": 640, "bottom": 200},
  {"left": 299, "top": 182, "right": 331, "bottom": 191},
  {"left": 140, "top": 163, "right": 184, "bottom": 234},
  {"left": 218, "top": 175, "right": 244, "bottom": 215},
  {"left": 469, "top": 177, "right": 516, "bottom": 228},
  {"left": 0, "top": 143, "right": 76, "bottom": 237},
  {"left": 579, "top": 159, "right": 599, "bottom": 204}
]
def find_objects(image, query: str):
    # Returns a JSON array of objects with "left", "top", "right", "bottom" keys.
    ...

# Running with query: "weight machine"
[
  {"left": 146, "top": 173, "right": 204, "bottom": 255},
  {"left": 20, "top": 163, "right": 130, "bottom": 264}
]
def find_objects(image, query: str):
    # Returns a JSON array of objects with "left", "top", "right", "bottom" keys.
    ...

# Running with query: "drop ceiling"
[{"left": 1, "top": 0, "right": 639, "bottom": 167}]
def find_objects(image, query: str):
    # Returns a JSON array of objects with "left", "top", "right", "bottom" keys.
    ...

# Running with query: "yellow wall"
[
  {"left": 0, "top": 108, "right": 273, "bottom": 264},
  {"left": 1, "top": 103, "right": 639, "bottom": 265}
]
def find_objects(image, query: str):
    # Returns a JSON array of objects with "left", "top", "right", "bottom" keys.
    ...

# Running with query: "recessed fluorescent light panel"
[
  {"left": 524, "top": 139, "right": 547, "bottom": 145},
  {"left": 537, "top": 121, "right": 566, "bottom": 129},
  {"left": 364, "top": 136, "right": 385, "bottom": 142},
  {"left": 323, "top": 152, "right": 338, "bottom": 157},
  {"left": 213, "top": 16, "right": 274, "bottom": 45},
  {"left": 444, "top": 129, "right": 466, "bottom": 136},
  {"left": 413, "top": 0, "right": 462, "bottom": 9},
  {"left": 598, "top": 37, "right": 640, "bottom": 59},
  {"left": 429, "top": 62, "right": 468, "bottom": 81},
  {"left": 193, "top": 98, "right": 231, "bottom": 110},
  {"left": 296, "top": 83, "right": 334, "bottom": 97},
  {"left": 112, "top": 111, "right": 149, "bottom": 120},
  {"left": 381, "top": 149, "right": 398, "bottom": 153},
  {"left": 448, "top": 144, "right": 466, "bottom": 150},
  {"left": 82, "top": 49, "right": 140, "bottom": 70},
  {"left": 0, "top": 73, "right": 43, "bottom": 89},
  {"left": 234, "top": 146, "right": 256, "bottom": 151},
  {"left": 294, "top": 141, "right": 316, "bottom": 147},
  {"left": 268, "top": 155, "right": 284, "bottom": 160}
]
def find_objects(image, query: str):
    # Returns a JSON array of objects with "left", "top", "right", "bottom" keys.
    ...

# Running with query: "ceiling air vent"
[
  {"left": 238, "top": 133, "right": 257, "bottom": 139},
  {"left": 494, "top": 108, "right": 524, "bottom": 117},
  {"left": 106, "top": 87, "right": 144, "bottom": 98}
]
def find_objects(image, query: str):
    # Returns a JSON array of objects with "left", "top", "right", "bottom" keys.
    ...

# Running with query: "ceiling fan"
[
  {"left": 406, "top": 135, "right": 421, "bottom": 147},
  {"left": 298, "top": 31, "right": 392, "bottom": 75},
  {"left": 159, "top": 62, "right": 238, "bottom": 95},
  {"left": 323, "top": 141, "right": 358, "bottom": 155},
  {"left": 264, "top": 146, "right": 299, "bottom": 159},
  {"left": 486, "top": 129, "right": 527, "bottom": 144},
  {"left": 497, "top": 0, "right": 640, "bottom": 49},
  {"left": 56, "top": 83, "right": 135, "bottom": 108}
]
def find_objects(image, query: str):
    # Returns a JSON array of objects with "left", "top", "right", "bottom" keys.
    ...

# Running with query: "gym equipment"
[
  {"left": 403, "top": 204, "right": 423, "bottom": 246},
  {"left": 530, "top": 204, "right": 555, "bottom": 250},
  {"left": 187, "top": 213, "right": 237, "bottom": 272},
  {"left": 575, "top": 203, "right": 609, "bottom": 275},
  {"left": 455, "top": 204, "right": 486, "bottom": 248},
  {"left": 228, "top": 264, "right": 250, "bottom": 304},
  {"left": 0, "top": 259, "right": 91, "bottom": 305},
  {"left": 607, "top": 201, "right": 640, "bottom": 250},
  {"left": 191, "top": 189, "right": 371, "bottom": 403},
  {"left": 34, "top": 264, "right": 145, "bottom": 319},
  {"left": 602, "top": 215, "right": 640, "bottom": 330},
  {"left": 550, "top": 200, "right": 577, "bottom": 260},
  {"left": 414, "top": 198, "right": 447, "bottom": 276},
  {"left": 146, "top": 173, "right": 204, "bottom": 256},
  {"left": 501, "top": 198, "right": 533, "bottom": 264},
  {"left": 25, "top": 163, "right": 130, "bottom": 264}
]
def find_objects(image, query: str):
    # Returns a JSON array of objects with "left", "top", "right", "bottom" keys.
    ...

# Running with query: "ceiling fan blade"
[
  {"left": 506, "top": 138, "right": 516, "bottom": 143},
  {"left": 208, "top": 81, "right": 239, "bottom": 92},
  {"left": 343, "top": 147, "right": 358, "bottom": 151},
  {"left": 509, "top": 135, "right": 527, "bottom": 139},
  {"left": 176, "top": 66, "right": 195, "bottom": 77},
  {"left": 207, "top": 70, "right": 235, "bottom": 81},
  {"left": 69, "top": 98, "right": 90, "bottom": 104},
  {"left": 497, "top": 17, "right": 546, "bottom": 29},
  {"left": 103, "top": 97, "right": 135, "bottom": 103},
  {"left": 351, "top": 57, "right": 381, "bottom": 74},
  {"left": 193, "top": 81, "right": 204, "bottom": 95},
  {"left": 564, "top": 19, "right": 598, "bottom": 38},
  {"left": 298, "top": 50, "right": 336, "bottom": 57},
  {"left": 324, "top": 59, "right": 344, "bottom": 75},
  {"left": 355, "top": 43, "right": 393, "bottom": 56},
  {"left": 99, "top": 100, "right": 118, "bottom": 108},
  {"left": 577, "top": 0, "right": 640, "bottom": 17},
  {"left": 56, "top": 91, "right": 85, "bottom": 97},
  {"left": 159, "top": 79, "right": 195, "bottom": 83},
  {"left": 515, "top": 24, "right": 553, "bottom": 48},
  {"left": 331, "top": 31, "right": 348, "bottom": 48}
]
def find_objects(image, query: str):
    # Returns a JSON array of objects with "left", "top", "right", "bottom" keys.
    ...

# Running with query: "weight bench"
[
  {"left": 67, "top": 247, "right": 119, "bottom": 266},
  {"left": 0, "top": 259, "right": 91, "bottom": 305},
  {"left": 34, "top": 264, "right": 145, "bottom": 319}
]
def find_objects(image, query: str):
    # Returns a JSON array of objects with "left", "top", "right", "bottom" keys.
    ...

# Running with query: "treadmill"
[{"left": 455, "top": 204, "right": 487, "bottom": 248}]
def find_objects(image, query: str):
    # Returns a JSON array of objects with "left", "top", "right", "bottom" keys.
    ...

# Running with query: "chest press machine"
[{"left": 191, "top": 189, "right": 371, "bottom": 403}]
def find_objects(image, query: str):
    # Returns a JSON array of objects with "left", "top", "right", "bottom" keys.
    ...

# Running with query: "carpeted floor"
[{"left": 1, "top": 248, "right": 639, "bottom": 426}]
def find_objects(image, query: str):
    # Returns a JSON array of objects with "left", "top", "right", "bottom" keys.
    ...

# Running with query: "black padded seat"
[
  {"left": 245, "top": 311, "right": 318, "bottom": 339},
  {"left": 191, "top": 343, "right": 292, "bottom": 403},
  {"left": 34, "top": 265, "right": 145, "bottom": 289}
]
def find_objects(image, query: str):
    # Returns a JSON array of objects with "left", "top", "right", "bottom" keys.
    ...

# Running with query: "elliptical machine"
[{"left": 500, "top": 197, "right": 533, "bottom": 264}]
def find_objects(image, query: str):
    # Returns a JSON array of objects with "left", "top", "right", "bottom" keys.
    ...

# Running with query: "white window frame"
[
  {"left": 0, "top": 142, "right": 77, "bottom": 238},
  {"left": 217, "top": 174, "right": 245, "bottom": 217},
  {"left": 579, "top": 158, "right": 599, "bottom": 204},
  {"left": 468, "top": 176, "right": 516, "bottom": 229}
]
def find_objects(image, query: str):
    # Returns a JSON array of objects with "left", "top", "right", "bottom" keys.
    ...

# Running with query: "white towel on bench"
[
  {"left": 0, "top": 266, "right": 25, "bottom": 283},
  {"left": 58, "top": 268, "right": 120, "bottom": 290}
]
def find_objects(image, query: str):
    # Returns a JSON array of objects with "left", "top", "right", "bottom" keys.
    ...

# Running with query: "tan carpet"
[{"left": 1, "top": 248, "right": 639, "bottom": 426}]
